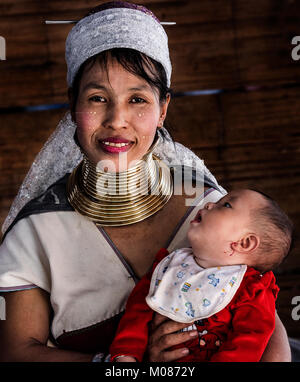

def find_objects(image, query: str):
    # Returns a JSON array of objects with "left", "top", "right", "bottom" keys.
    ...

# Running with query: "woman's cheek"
[
  {"left": 76, "top": 110, "right": 98, "bottom": 128},
  {"left": 75, "top": 111, "right": 100, "bottom": 140},
  {"left": 135, "top": 111, "right": 159, "bottom": 142}
]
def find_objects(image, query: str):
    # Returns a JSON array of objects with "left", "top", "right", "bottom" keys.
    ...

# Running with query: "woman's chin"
[
  {"left": 94, "top": 158, "right": 129, "bottom": 173},
  {"left": 91, "top": 154, "right": 134, "bottom": 173},
  {"left": 86, "top": 145, "right": 152, "bottom": 172}
]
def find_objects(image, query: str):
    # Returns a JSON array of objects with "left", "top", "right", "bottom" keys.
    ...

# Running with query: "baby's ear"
[{"left": 231, "top": 234, "right": 260, "bottom": 253}]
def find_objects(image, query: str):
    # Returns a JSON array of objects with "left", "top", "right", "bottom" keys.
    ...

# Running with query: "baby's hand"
[{"left": 115, "top": 355, "right": 136, "bottom": 362}]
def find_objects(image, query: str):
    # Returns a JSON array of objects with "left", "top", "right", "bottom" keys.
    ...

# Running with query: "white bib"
[{"left": 146, "top": 248, "right": 247, "bottom": 323}]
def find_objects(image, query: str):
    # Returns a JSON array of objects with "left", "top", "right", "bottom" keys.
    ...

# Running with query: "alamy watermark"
[
  {"left": 291, "top": 36, "right": 300, "bottom": 61},
  {"left": 0, "top": 36, "right": 6, "bottom": 60},
  {"left": 0, "top": 296, "right": 6, "bottom": 320},
  {"left": 291, "top": 296, "right": 300, "bottom": 321},
  {"left": 94, "top": 154, "right": 204, "bottom": 207}
]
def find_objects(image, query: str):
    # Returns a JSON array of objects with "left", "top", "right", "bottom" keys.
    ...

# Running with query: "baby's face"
[{"left": 187, "top": 189, "right": 266, "bottom": 267}]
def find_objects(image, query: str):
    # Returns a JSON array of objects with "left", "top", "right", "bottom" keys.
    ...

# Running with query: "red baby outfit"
[{"left": 110, "top": 248, "right": 279, "bottom": 362}]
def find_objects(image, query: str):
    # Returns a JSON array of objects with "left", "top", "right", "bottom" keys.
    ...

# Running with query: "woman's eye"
[
  {"left": 89, "top": 95, "right": 106, "bottom": 103},
  {"left": 223, "top": 202, "right": 232, "bottom": 208},
  {"left": 131, "top": 97, "right": 146, "bottom": 104}
]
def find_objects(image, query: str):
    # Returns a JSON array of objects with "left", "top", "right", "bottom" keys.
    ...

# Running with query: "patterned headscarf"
[{"left": 65, "top": 1, "right": 172, "bottom": 87}]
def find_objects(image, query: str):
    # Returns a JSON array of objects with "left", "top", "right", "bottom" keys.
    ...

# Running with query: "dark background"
[{"left": 0, "top": 0, "right": 300, "bottom": 339}]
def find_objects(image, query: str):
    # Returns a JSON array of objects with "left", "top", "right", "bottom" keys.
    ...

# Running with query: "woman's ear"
[
  {"left": 231, "top": 234, "right": 260, "bottom": 254},
  {"left": 159, "top": 93, "right": 171, "bottom": 125}
]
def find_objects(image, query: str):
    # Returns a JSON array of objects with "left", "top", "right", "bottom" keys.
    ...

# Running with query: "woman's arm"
[
  {"left": 0, "top": 289, "right": 93, "bottom": 362},
  {"left": 260, "top": 311, "right": 291, "bottom": 362}
]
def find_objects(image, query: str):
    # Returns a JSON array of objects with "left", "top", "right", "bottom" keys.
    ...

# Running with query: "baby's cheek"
[{"left": 187, "top": 228, "right": 197, "bottom": 246}]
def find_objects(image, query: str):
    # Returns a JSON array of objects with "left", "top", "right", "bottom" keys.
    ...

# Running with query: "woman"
[{"left": 0, "top": 2, "right": 290, "bottom": 362}]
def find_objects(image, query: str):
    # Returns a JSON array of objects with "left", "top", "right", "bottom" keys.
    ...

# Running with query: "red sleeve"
[
  {"left": 210, "top": 268, "right": 279, "bottom": 362},
  {"left": 109, "top": 248, "right": 169, "bottom": 362}
]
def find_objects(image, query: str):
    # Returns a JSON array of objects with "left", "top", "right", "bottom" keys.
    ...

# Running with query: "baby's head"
[{"left": 188, "top": 189, "right": 293, "bottom": 272}]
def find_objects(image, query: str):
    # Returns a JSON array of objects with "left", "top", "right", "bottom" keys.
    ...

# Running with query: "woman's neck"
[{"left": 66, "top": 151, "right": 173, "bottom": 226}]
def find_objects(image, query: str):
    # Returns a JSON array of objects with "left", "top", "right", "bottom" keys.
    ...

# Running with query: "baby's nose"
[{"left": 204, "top": 202, "right": 214, "bottom": 210}]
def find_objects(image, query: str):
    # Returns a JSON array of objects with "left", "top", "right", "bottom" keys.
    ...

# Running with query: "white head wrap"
[
  {"left": 2, "top": 2, "right": 225, "bottom": 234},
  {"left": 65, "top": 3, "right": 172, "bottom": 87}
]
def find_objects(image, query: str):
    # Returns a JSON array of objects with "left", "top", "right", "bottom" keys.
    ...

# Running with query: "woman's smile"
[{"left": 98, "top": 136, "right": 134, "bottom": 154}]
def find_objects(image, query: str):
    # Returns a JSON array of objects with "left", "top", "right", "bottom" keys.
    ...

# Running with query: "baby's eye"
[
  {"left": 131, "top": 97, "right": 146, "bottom": 104},
  {"left": 223, "top": 202, "right": 232, "bottom": 208},
  {"left": 89, "top": 95, "right": 106, "bottom": 103}
]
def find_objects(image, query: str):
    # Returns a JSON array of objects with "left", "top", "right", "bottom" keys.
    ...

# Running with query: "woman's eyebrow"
[
  {"left": 82, "top": 83, "right": 151, "bottom": 93},
  {"left": 128, "top": 85, "right": 151, "bottom": 92},
  {"left": 82, "top": 82, "right": 107, "bottom": 93}
]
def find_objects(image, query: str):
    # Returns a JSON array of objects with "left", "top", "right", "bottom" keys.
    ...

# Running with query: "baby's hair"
[{"left": 249, "top": 189, "right": 294, "bottom": 272}]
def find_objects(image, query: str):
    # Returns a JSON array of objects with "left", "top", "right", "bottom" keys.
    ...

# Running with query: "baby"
[{"left": 109, "top": 189, "right": 293, "bottom": 362}]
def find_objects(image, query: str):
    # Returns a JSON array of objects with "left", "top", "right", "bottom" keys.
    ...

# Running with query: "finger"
[
  {"left": 153, "top": 318, "right": 195, "bottom": 338},
  {"left": 148, "top": 342, "right": 190, "bottom": 362},
  {"left": 160, "top": 347, "right": 190, "bottom": 362},
  {"left": 148, "top": 328, "right": 198, "bottom": 362},
  {"left": 159, "top": 327, "right": 198, "bottom": 350},
  {"left": 151, "top": 313, "right": 169, "bottom": 328}
]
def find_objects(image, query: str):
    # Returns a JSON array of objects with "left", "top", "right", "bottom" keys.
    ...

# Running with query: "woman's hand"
[
  {"left": 115, "top": 355, "right": 137, "bottom": 362},
  {"left": 146, "top": 313, "right": 198, "bottom": 362}
]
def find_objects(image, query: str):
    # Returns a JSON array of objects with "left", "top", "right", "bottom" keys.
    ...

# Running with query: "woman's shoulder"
[
  {"left": 170, "top": 165, "right": 225, "bottom": 194},
  {"left": 2, "top": 174, "right": 73, "bottom": 241}
]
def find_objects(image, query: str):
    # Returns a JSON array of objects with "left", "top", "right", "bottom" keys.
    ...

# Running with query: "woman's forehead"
[{"left": 79, "top": 58, "right": 155, "bottom": 92}]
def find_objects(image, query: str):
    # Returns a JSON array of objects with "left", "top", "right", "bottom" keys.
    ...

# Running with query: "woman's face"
[{"left": 71, "top": 58, "right": 170, "bottom": 172}]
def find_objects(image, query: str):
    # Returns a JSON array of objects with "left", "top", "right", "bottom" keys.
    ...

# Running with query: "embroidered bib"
[{"left": 146, "top": 248, "right": 247, "bottom": 323}]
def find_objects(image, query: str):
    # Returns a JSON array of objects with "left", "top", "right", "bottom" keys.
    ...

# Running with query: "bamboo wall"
[{"left": 0, "top": 0, "right": 300, "bottom": 338}]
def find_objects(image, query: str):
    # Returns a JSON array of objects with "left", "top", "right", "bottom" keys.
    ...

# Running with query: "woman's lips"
[{"left": 98, "top": 137, "right": 133, "bottom": 153}]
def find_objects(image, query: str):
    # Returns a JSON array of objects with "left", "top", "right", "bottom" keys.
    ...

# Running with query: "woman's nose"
[{"left": 104, "top": 103, "right": 128, "bottom": 130}]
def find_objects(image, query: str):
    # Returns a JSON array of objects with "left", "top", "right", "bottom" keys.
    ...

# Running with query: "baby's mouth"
[
  {"left": 196, "top": 210, "right": 202, "bottom": 222},
  {"left": 191, "top": 210, "right": 202, "bottom": 223}
]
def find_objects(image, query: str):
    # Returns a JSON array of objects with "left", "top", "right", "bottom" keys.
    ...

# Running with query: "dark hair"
[
  {"left": 250, "top": 189, "right": 294, "bottom": 271},
  {"left": 70, "top": 48, "right": 170, "bottom": 109}
]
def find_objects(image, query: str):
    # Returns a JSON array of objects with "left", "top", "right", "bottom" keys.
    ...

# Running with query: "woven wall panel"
[
  {"left": 1, "top": 0, "right": 300, "bottom": 107},
  {"left": 0, "top": 108, "right": 66, "bottom": 229}
]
